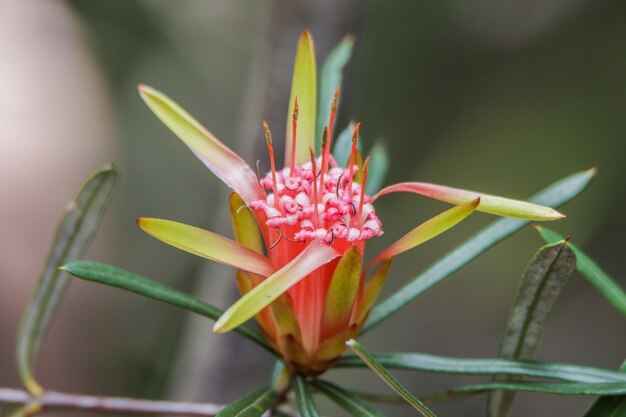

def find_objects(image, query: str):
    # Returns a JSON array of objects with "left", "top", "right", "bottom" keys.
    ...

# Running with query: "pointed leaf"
[
  {"left": 317, "top": 35, "right": 355, "bottom": 148},
  {"left": 537, "top": 226, "right": 626, "bottom": 317},
  {"left": 138, "top": 85, "right": 263, "bottom": 204},
  {"left": 368, "top": 199, "right": 479, "bottom": 267},
  {"left": 440, "top": 381, "right": 626, "bottom": 396},
  {"left": 137, "top": 218, "right": 274, "bottom": 277},
  {"left": 347, "top": 340, "right": 437, "bottom": 416},
  {"left": 294, "top": 376, "right": 320, "bottom": 417},
  {"left": 363, "top": 168, "right": 595, "bottom": 333},
  {"left": 61, "top": 261, "right": 274, "bottom": 353},
  {"left": 337, "top": 352, "right": 626, "bottom": 383},
  {"left": 355, "top": 260, "right": 392, "bottom": 325},
  {"left": 322, "top": 247, "right": 362, "bottom": 336},
  {"left": 332, "top": 122, "right": 361, "bottom": 167},
  {"left": 314, "top": 380, "right": 386, "bottom": 417},
  {"left": 488, "top": 241, "right": 576, "bottom": 417},
  {"left": 374, "top": 182, "right": 565, "bottom": 221},
  {"left": 214, "top": 241, "right": 340, "bottom": 333},
  {"left": 16, "top": 165, "right": 118, "bottom": 395},
  {"left": 365, "top": 142, "right": 390, "bottom": 195},
  {"left": 286, "top": 31, "right": 317, "bottom": 166},
  {"left": 584, "top": 361, "right": 626, "bottom": 417},
  {"left": 216, "top": 387, "right": 278, "bottom": 417},
  {"left": 229, "top": 193, "right": 264, "bottom": 254}
]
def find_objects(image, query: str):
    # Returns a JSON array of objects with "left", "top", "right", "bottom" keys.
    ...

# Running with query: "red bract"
[{"left": 137, "top": 31, "right": 563, "bottom": 375}]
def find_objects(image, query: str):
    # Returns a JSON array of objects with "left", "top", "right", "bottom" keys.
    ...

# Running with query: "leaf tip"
[
  {"left": 587, "top": 167, "right": 598, "bottom": 177},
  {"left": 345, "top": 338, "right": 356, "bottom": 347}
]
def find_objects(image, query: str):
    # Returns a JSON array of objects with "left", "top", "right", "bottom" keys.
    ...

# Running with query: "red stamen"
[
  {"left": 309, "top": 147, "right": 319, "bottom": 226},
  {"left": 323, "top": 88, "right": 340, "bottom": 174},
  {"left": 290, "top": 97, "right": 299, "bottom": 176},
  {"left": 347, "top": 122, "right": 361, "bottom": 197},
  {"left": 358, "top": 157, "right": 370, "bottom": 223},
  {"left": 319, "top": 126, "right": 328, "bottom": 193},
  {"left": 263, "top": 121, "right": 279, "bottom": 204}
]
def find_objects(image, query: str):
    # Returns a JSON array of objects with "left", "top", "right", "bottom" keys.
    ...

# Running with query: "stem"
[{"left": 0, "top": 388, "right": 223, "bottom": 416}]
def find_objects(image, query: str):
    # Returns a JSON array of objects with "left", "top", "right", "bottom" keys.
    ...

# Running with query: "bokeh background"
[{"left": 1, "top": 0, "right": 625, "bottom": 416}]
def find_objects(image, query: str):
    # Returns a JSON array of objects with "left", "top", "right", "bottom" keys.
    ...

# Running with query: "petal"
[
  {"left": 137, "top": 218, "right": 274, "bottom": 277},
  {"left": 354, "top": 259, "right": 393, "bottom": 326},
  {"left": 374, "top": 182, "right": 564, "bottom": 221},
  {"left": 321, "top": 247, "right": 362, "bottom": 338},
  {"left": 228, "top": 192, "right": 264, "bottom": 254},
  {"left": 368, "top": 199, "right": 479, "bottom": 267},
  {"left": 285, "top": 30, "right": 317, "bottom": 166},
  {"left": 214, "top": 240, "right": 340, "bottom": 333},
  {"left": 138, "top": 85, "right": 264, "bottom": 204}
]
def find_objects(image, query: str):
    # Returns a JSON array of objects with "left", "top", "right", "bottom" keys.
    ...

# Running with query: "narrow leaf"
[
  {"left": 286, "top": 31, "right": 317, "bottom": 166},
  {"left": 294, "top": 375, "right": 320, "bottom": 417},
  {"left": 138, "top": 85, "right": 264, "bottom": 204},
  {"left": 332, "top": 122, "right": 361, "bottom": 167},
  {"left": 365, "top": 142, "right": 390, "bottom": 195},
  {"left": 584, "top": 360, "right": 626, "bottom": 417},
  {"left": 374, "top": 182, "right": 564, "bottom": 221},
  {"left": 137, "top": 218, "right": 274, "bottom": 277},
  {"left": 363, "top": 168, "right": 595, "bottom": 333},
  {"left": 322, "top": 247, "right": 362, "bottom": 337},
  {"left": 16, "top": 165, "right": 118, "bottom": 395},
  {"left": 336, "top": 352, "right": 626, "bottom": 383},
  {"left": 537, "top": 226, "right": 626, "bottom": 317},
  {"left": 347, "top": 340, "right": 437, "bottom": 416},
  {"left": 214, "top": 241, "right": 340, "bottom": 333},
  {"left": 488, "top": 241, "right": 576, "bottom": 417},
  {"left": 368, "top": 199, "right": 479, "bottom": 267},
  {"left": 314, "top": 380, "right": 386, "bottom": 417},
  {"left": 317, "top": 35, "right": 355, "bottom": 148},
  {"left": 61, "top": 261, "right": 274, "bottom": 353},
  {"left": 444, "top": 381, "right": 626, "bottom": 396},
  {"left": 216, "top": 387, "right": 278, "bottom": 417}
]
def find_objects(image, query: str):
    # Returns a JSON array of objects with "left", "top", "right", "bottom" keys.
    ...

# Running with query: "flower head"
[{"left": 136, "top": 31, "right": 563, "bottom": 375}]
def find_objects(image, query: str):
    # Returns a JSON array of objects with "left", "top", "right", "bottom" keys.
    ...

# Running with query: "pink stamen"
[
  {"left": 323, "top": 88, "right": 340, "bottom": 174},
  {"left": 358, "top": 157, "right": 370, "bottom": 224},
  {"left": 290, "top": 97, "right": 299, "bottom": 176},
  {"left": 320, "top": 127, "right": 328, "bottom": 194},
  {"left": 263, "top": 121, "right": 279, "bottom": 205},
  {"left": 347, "top": 122, "right": 361, "bottom": 197},
  {"left": 309, "top": 148, "right": 319, "bottom": 226}
]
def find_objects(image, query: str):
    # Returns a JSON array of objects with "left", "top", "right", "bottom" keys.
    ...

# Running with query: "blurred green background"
[{"left": 1, "top": 0, "right": 625, "bottom": 416}]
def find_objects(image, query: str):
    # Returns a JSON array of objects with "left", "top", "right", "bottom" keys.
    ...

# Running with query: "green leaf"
[
  {"left": 322, "top": 247, "right": 362, "bottom": 336},
  {"left": 137, "top": 218, "right": 274, "bottom": 277},
  {"left": 444, "top": 381, "right": 626, "bottom": 396},
  {"left": 347, "top": 340, "right": 437, "bottom": 417},
  {"left": 537, "top": 226, "right": 626, "bottom": 317},
  {"left": 314, "top": 380, "right": 386, "bottom": 417},
  {"left": 488, "top": 240, "right": 576, "bottom": 417},
  {"left": 336, "top": 352, "right": 626, "bottom": 383},
  {"left": 138, "top": 85, "right": 264, "bottom": 204},
  {"left": 317, "top": 35, "right": 355, "bottom": 149},
  {"left": 363, "top": 168, "right": 595, "bottom": 333},
  {"left": 294, "top": 376, "right": 320, "bottom": 417},
  {"left": 16, "top": 165, "right": 118, "bottom": 395},
  {"left": 216, "top": 387, "right": 278, "bottom": 417},
  {"left": 61, "top": 261, "right": 274, "bottom": 354},
  {"left": 332, "top": 122, "right": 362, "bottom": 167},
  {"left": 365, "top": 142, "right": 390, "bottom": 195},
  {"left": 214, "top": 241, "right": 340, "bottom": 333},
  {"left": 285, "top": 31, "right": 317, "bottom": 166},
  {"left": 584, "top": 361, "right": 626, "bottom": 417}
]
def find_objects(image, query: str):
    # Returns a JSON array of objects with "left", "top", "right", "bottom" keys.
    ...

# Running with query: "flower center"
[{"left": 251, "top": 158, "right": 383, "bottom": 245}]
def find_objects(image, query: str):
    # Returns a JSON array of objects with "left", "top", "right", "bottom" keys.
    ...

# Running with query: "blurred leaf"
[
  {"left": 537, "top": 226, "right": 626, "bottom": 317},
  {"left": 333, "top": 122, "right": 361, "bottom": 167},
  {"left": 216, "top": 387, "right": 278, "bottom": 417},
  {"left": 488, "top": 241, "right": 576, "bottom": 417},
  {"left": 294, "top": 375, "right": 320, "bottom": 417},
  {"left": 213, "top": 241, "right": 339, "bottom": 333},
  {"left": 584, "top": 361, "right": 626, "bottom": 417},
  {"left": 363, "top": 168, "right": 595, "bottom": 333},
  {"left": 365, "top": 142, "right": 390, "bottom": 195},
  {"left": 61, "top": 261, "right": 274, "bottom": 354},
  {"left": 317, "top": 35, "right": 355, "bottom": 149},
  {"left": 443, "top": 381, "right": 626, "bottom": 396},
  {"left": 285, "top": 31, "right": 317, "bottom": 166},
  {"left": 314, "top": 380, "right": 385, "bottom": 417},
  {"left": 347, "top": 340, "right": 437, "bottom": 416},
  {"left": 16, "top": 165, "right": 118, "bottom": 395},
  {"left": 337, "top": 352, "right": 626, "bottom": 383}
]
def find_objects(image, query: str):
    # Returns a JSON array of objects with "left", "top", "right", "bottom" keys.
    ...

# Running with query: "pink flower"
[{"left": 136, "top": 31, "right": 563, "bottom": 375}]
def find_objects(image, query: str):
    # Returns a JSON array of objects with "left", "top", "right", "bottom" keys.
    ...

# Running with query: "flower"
[{"left": 136, "top": 31, "right": 563, "bottom": 375}]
